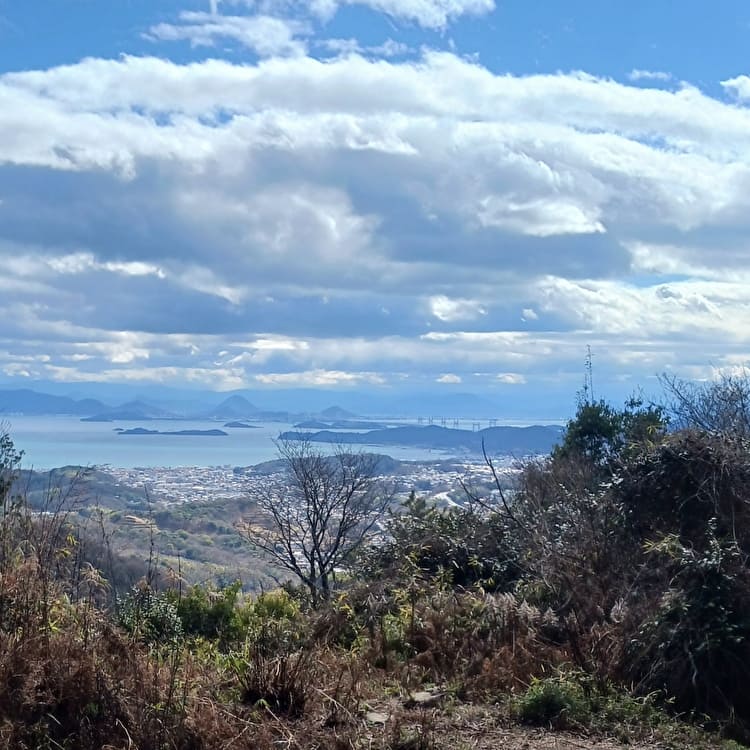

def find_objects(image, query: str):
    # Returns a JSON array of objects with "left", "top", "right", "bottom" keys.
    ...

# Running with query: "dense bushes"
[
  {"left": 504, "top": 385, "right": 750, "bottom": 741},
  {"left": 626, "top": 526, "right": 750, "bottom": 725},
  {"left": 360, "top": 491, "right": 520, "bottom": 591}
]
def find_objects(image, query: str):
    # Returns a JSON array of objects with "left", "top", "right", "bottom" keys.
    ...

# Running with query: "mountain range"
[
  {"left": 0, "top": 388, "right": 358, "bottom": 423},
  {"left": 0, "top": 386, "right": 568, "bottom": 424},
  {"left": 0, "top": 378, "right": 577, "bottom": 421},
  {"left": 0, "top": 389, "right": 107, "bottom": 416}
]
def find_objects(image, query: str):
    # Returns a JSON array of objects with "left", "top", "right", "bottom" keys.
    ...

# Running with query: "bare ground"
[{"left": 336, "top": 701, "right": 729, "bottom": 750}]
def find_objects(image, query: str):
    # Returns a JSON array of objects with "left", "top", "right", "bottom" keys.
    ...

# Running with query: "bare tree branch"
[
  {"left": 238, "top": 439, "right": 392, "bottom": 606},
  {"left": 660, "top": 370, "right": 750, "bottom": 437}
]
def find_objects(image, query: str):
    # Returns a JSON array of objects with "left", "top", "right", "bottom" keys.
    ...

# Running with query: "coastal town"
[{"left": 103, "top": 456, "right": 517, "bottom": 509}]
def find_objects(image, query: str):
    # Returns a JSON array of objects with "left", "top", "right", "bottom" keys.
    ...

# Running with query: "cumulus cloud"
[
  {"left": 429, "top": 296, "right": 487, "bottom": 322},
  {"left": 1, "top": 45, "right": 750, "bottom": 392},
  {"left": 722, "top": 76, "right": 750, "bottom": 101}
]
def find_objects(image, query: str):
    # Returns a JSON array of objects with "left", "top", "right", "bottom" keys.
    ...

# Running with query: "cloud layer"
[{"left": 1, "top": 2, "right": 750, "bottom": 399}]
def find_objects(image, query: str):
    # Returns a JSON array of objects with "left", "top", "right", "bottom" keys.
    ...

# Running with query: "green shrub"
[
  {"left": 173, "top": 581, "right": 244, "bottom": 648},
  {"left": 117, "top": 586, "right": 183, "bottom": 645},
  {"left": 250, "top": 588, "right": 301, "bottom": 621},
  {"left": 516, "top": 673, "right": 590, "bottom": 729},
  {"left": 362, "top": 492, "right": 519, "bottom": 592},
  {"left": 627, "top": 522, "right": 750, "bottom": 737},
  {"left": 223, "top": 591, "right": 312, "bottom": 718}
]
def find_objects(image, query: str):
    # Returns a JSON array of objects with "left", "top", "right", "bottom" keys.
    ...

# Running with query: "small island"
[
  {"left": 118, "top": 428, "right": 228, "bottom": 437},
  {"left": 223, "top": 421, "right": 261, "bottom": 429}
]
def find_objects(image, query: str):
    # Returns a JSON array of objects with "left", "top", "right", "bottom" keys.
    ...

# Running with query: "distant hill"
[
  {"left": 278, "top": 424, "right": 563, "bottom": 456},
  {"left": 205, "top": 395, "right": 260, "bottom": 420},
  {"left": 81, "top": 400, "right": 177, "bottom": 421},
  {"left": 0, "top": 389, "right": 108, "bottom": 416}
]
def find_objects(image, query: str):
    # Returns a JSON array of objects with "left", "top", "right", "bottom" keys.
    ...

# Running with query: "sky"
[{"left": 1, "top": 0, "right": 750, "bottom": 409}]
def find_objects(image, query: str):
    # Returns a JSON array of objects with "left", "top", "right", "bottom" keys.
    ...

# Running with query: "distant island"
[
  {"left": 116, "top": 428, "right": 228, "bottom": 437},
  {"left": 293, "top": 419, "right": 387, "bottom": 430},
  {"left": 0, "top": 389, "right": 107, "bottom": 416},
  {"left": 279, "top": 424, "right": 563, "bottom": 455},
  {"left": 0, "top": 387, "right": 537, "bottom": 423},
  {"left": 223, "top": 421, "right": 261, "bottom": 429}
]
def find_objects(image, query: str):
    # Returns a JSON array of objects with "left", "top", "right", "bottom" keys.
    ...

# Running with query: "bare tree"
[
  {"left": 239, "top": 440, "right": 391, "bottom": 606},
  {"left": 660, "top": 369, "right": 750, "bottom": 437}
]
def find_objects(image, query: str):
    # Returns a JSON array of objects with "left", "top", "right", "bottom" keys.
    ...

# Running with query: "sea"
[{"left": 2, "top": 416, "right": 461, "bottom": 470}]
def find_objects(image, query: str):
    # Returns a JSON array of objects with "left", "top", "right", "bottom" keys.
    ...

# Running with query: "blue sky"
[
  {"left": 3, "top": 1, "right": 747, "bottom": 85},
  {"left": 0, "top": 0, "right": 750, "bottom": 410}
]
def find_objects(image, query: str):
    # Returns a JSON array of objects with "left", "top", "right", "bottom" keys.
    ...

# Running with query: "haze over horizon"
[{"left": 1, "top": 1, "right": 750, "bottom": 409}]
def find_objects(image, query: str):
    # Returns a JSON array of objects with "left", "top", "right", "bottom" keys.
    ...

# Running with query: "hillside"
[
  {"left": 1, "top": 379, "right": 749, "bottom": 749},
  {"left": 0, "top": 388, "right": 107, "bottom": 416},
  {"left": 205, "top": 394, "right": 260, "bottom": 419},
  {"left": 82, "top": 399, "right": 179, "bottom": 421}
]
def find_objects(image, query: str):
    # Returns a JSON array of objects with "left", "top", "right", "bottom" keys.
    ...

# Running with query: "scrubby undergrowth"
[{"left": 2, "top": 375, "right": 750, "bottom": 748}]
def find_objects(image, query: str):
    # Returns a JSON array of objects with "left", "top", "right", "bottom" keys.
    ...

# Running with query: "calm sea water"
[{"left": 3, "top": 416, "right": 457, "bottom": 470}]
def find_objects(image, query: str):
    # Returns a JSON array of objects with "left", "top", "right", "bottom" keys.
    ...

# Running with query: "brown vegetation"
[{"left": 1, "top": 376, "right": 750, "bottom": 748}]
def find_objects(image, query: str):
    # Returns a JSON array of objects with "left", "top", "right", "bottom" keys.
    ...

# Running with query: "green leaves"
[{"left": 554, "top": 396, "right": 666, "bottom": 467}]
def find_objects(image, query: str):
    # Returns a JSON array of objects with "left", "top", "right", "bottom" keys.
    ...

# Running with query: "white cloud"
[
  {"left": 45, "top": 364, "right": 247, "bottom": 390},
  {"left": 73, "top": 333, "right": 152, "bottom": 365},
  {"left": 147, "top": 13, "right": 310, "bottom": 57},
  {"left": 429, "top": 296, "right": 486, "bottom": 322},
  {"left": 336, "top": 0, "right": 494, "bottom": 29},
  {"left": 722, "top": 76, "right": 750, "bottom": 101},
  {"left": 254, "top": 369, "right": 386, "bottom": 386},
  {"left": 476, "top": 196, "right": 605, "bottom": 236},
  {"left": 535, "top": 276, "right": 750, "bottom": 342},
  {"left": 3, "top": 363, "right": 31, "bottom": 378},
  {"left": 217, "top": 0, "right": 494, "bottom": 29},
  {"left": 1, "top": 50, "right": 750, "bottom": 390},
  {"left": 319, "top": 37, "right": 411, "bottom": 58},
  {"left": 496, "top": 372, "right": 526, "bottom": 384},
  {"left": 370, "top": 39, "right": 411, "bottom": 57},
  {"left": 173, "top": 265, "right": 248, "bottom": 305},
  {"left": 238, "top": 337, "right": 311, "bottom": 352},
  {"left": 437, "top": 373, "right": 462, "bottom": 383},
  {"left": 46, "top": 252, "right": 166, "bottom": 279},
  {"left": 628, "top": 69, "right": 672, "bottom": 83}
]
